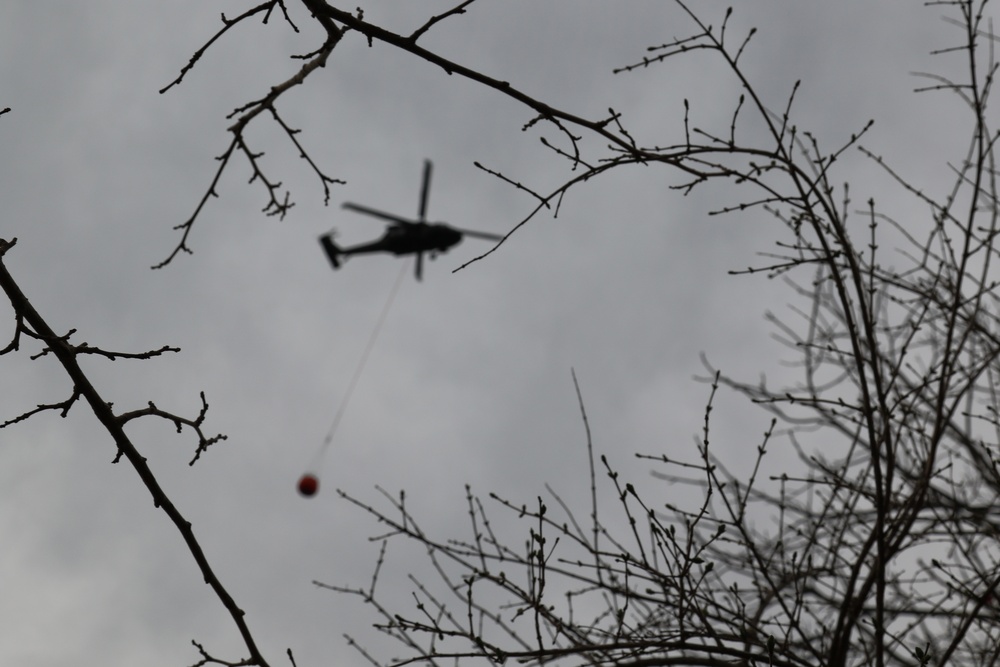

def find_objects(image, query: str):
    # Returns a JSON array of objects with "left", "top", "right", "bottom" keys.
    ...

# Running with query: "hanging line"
[{"left": 311, "top": 259, "right": 410, "bottom": 468}]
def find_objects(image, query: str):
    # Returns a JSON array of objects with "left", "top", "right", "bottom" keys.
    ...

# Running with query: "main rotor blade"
[
  {"left": 418, "top": 160, "right": 432, "bottom": 222},
  {"left": 456, "top": 228, "right": 505, "bottom": 242},
  {"left": 342, "top": 202, "right": 416, "bottom": 226}
]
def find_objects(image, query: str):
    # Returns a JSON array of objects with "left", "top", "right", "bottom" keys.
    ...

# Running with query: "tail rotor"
[{"left": 318, "top": 233, "right": 342, "bottom": 269}]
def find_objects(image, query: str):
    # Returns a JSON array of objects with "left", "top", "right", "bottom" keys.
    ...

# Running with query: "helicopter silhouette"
[{"left": 319, "top": 160, "right": 503, "bottom": 281}]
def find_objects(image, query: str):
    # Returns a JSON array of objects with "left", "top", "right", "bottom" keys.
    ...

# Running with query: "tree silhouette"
[{"left": 2, "top": 1, "right": 999, "bottom": 666}]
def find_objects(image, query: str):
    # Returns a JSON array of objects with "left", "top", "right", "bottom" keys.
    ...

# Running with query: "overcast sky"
[{"left": 0, "top": 2, "right": 984, "bottom": 665}]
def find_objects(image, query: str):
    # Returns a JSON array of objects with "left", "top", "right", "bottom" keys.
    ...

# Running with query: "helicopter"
[{"left": 319, "top": 160, "right": 504, "bottom": 281}]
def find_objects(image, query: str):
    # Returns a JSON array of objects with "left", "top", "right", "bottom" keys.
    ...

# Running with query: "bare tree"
[
  {"left": 3, "top": 1, "right": 999, "bottom": 666},
  {"left": 317, "top": 3, "right": 1000, "bottom": 667}
]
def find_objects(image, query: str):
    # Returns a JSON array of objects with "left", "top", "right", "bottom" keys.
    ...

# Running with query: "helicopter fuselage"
[{"left": 342, "top": 223, "right": 463, "bottom": 257}]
